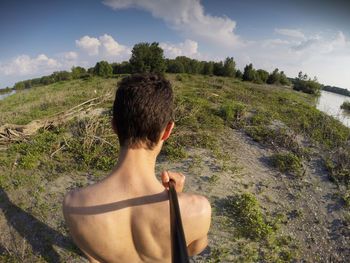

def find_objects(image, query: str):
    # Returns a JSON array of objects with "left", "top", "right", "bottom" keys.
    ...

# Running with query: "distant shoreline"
[{"left": 322, "top": 85, "right": 350, "bottom": 97}]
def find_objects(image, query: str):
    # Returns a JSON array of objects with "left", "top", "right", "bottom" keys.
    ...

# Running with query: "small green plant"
[
  {"left": 342, "top": 191, "right": 350, "bottom": 207},
  {"left": 206, "top": 247, "right": 230, "bottom": 263},
  {"left": 225, "top": 193, "right": 273, "bottom": 240},
  {"left": 340, "top": 101, "right": 350, "bottom": 111},
  {"left": 175, "top": 75, "right": 183, "bottom": 81},
  {"left": 270, "top": 152, "right": 302, "bottom": 174},
  {"left": 7, "top": 127, "right": 63, "bottom": 169},
  {"left": 218, "top": 102, "right": 246, "bottom": 128},
  {"left": 161, "top": 137, "right": 187, "bottom": 161}
]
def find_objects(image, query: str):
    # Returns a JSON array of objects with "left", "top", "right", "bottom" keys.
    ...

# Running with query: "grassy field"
[{"left": 0, "top": 74, "right": 349, "bottom": 262}]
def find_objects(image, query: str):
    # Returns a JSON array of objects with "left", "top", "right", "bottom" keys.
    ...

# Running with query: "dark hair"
[{"left": 113, "top": 73, "right": 173, "bottom": 149}]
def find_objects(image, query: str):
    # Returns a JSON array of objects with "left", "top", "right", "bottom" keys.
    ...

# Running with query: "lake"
[
  {"left": 316, "top": 90, "right": 350, "bottom": 128},
  {"left": 0, "top": 90, "right": 16, "bottom": 101}
]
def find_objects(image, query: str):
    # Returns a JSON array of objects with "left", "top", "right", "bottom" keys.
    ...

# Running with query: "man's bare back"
[
  {"left": 63, "top": 73, "right": 211, "bottom": 262},
  {"left": 63, "top": 151, "right": 211, "bottom": 263}
]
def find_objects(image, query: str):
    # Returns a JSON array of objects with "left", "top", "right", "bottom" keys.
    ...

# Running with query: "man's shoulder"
[
  {"left": 177, "top": 192, "right": 211, "bottom": 245},
  {"left": 178, "top": 192, "right": 211, "bottom": 219},
  {"left": 62, "top": 186, "right": 91, "bottom": 216}
]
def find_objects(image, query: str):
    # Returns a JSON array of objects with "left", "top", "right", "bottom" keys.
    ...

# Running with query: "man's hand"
[{"left": 161, "top": 171, "right": 185, "bottom": 192}]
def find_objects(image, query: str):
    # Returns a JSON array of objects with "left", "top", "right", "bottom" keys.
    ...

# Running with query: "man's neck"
[{"left": 109, "top": 145, "right": 162, "bottom": 189}]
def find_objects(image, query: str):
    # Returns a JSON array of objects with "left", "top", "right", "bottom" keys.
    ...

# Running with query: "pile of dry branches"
[{"left": 0, "top": 93, "right": 112, "bottom": 147}]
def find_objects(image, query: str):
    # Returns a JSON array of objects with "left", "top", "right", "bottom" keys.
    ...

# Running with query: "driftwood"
[{"left": 0, "top": 93, "right": 112, "bottom": 147}]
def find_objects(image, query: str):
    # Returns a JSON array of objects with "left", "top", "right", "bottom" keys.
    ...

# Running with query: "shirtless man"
[{"left": 63, "top": 73, "right": 211, "bottom": 263}]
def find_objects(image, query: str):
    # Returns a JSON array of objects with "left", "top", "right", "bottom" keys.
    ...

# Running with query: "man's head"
[{"left": 113, "top": 73, "right": 174, "bottom": 150}]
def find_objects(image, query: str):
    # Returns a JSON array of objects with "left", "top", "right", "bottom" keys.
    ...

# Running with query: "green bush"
[
  {"left": 7, "top": 127, "right": 63, "bottom": 169},
  {"left": 175, "top": 75, "right": 183, "bottom": 81},
  {"left": 218, "top": 102, "right": 246, "bottom": 128},
  {"left": 226, "top": 193, "right": 273, "bottom": 240},
  {"left": 161, "top": 138, "right": 187, "bottom": 161},
  {"left": 293, "top": 71, "right": 322, "bottom": 95},
  {"left": 270, "top": 152, "right": 302, "bottom": 173},
  {"left": 341, "top": 101, "right": 350, "bottom": 111}
]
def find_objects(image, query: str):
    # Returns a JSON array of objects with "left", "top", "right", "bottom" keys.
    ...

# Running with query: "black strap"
[{"left": 168, "top": 179, "right": 190, "bottom": 263}]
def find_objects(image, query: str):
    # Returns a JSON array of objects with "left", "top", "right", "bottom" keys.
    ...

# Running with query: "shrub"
[
  {"left": 341, "top": 101, "right": 350, "bottom": 111},
  {"left": 225, "top": 193, "right": 273, "bottom": 240},
  {"left": 93, "top": 61, "right": 113, "bottom": 77},
  {"left": 270, "top": 152, "right": 302, "bottom": 173},
  {"left": 218, "top": 102, "right": 246, "bottom": 128},
  {"left": 175, "top": 75, "right": 183, "bottom": 81},
  {"left": 293, "top": 71, "right": 322, "bottom": 95}
]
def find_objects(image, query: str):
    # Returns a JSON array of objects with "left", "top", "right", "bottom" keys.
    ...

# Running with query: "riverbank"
[{"left": 0, "top": 74, "right": 349, "bottom": 262}]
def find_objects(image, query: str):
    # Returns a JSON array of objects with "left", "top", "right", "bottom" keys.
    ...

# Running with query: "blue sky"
[{"left": 1, "top": 0, "right": 350, "bottom": 90}]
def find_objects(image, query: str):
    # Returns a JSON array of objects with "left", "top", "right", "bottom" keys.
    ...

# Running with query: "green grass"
[{"left": 0, "top": 77, "right": 116, "bottom": 125}]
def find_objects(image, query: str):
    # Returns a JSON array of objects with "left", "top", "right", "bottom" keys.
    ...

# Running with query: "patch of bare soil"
[{"left": 177, "top": 128, "right": 349, "bottom": 263}]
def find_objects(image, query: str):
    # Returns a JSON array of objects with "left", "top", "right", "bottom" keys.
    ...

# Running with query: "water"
[
  {"left": 316, "top": 90, "right": 350, "bottom": 128},
  {"left": 0, "top": 90, "right": 16, "bottom": 101}
]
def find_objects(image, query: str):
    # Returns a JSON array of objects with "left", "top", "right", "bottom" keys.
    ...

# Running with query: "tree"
[
  {"left": 51, "top": 71, "right": 72, "bottom": 82},
  {"left": 71, "top": 66, "right": 87, "bottom": 79},
  {"left": 223, "top": 57, "right": 236, "bottom": 77},
  {"left": 279, "top": 71, "right": 291, "bottom": 86},
  {"left": 242, "top": 64, "right": 256, "bottom": 82},
  {"left": 129, "top": 42, "right": 166, "bottom": 73},
  {"left": 40, "top": 76, "right": 54, "bottom": 85},
  {"left": 293, "top": 71, "right": 322, "bottom": 95},
  {"left": 13, "top": 81, "right": 25, "bottom": 90},
  {"left": 235, "top": 70, "right": 243, "bottom": 80},
  {"left": 267, "top": 68, "right": 280, "bottom": 84},
  {"left": 202, "top": 61, "right": 214, "bottom": 75},
  {"left": 256, "top": 69, "right": 269, "bottom": 83},
  {"left": 166, "top": 60, "right": 185, "bottom": 73},
  {"left": 93, "top": 61, "right": 113, "bottom": 77},
  {"left": 213, "top": 62, "right": 224, "bottom": 76}
]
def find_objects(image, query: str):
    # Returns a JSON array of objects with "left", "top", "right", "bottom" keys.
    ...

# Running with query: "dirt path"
[{"left": 157, "top": 128, "right": 349, "bottom": 262}]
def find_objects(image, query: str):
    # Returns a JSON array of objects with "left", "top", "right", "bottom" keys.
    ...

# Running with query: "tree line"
[
  {"left": 3, "top": 42, "right": 323, "bottom": 95},
  {"left": 323, "top": 85, "right": 350, "bottom": 97}
]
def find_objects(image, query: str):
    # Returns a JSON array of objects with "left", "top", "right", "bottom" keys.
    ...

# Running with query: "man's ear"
[
  {"left": 161, "top": 122, "right": 174, "bottom": 141},
  {"left": 111, "top": 118, "right": 118, "bottom": 135}
]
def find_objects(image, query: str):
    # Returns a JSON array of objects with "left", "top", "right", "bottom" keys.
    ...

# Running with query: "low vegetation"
[
  {"left": 341, "top": 101, "right": 350, "bottom": 111},
  {"left": 270, "top": 152, "right": 302, "bottom": 175},
  {"left": 293, "top": 71, "right": 322, "bottom": 95},
  {"left": 217, "top": 193, "right": 299, "bottom": 262}
]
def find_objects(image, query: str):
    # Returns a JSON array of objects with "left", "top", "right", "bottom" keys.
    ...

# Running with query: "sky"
[{"left": 1, "top": 0, "right": 350, "bottom": 90}]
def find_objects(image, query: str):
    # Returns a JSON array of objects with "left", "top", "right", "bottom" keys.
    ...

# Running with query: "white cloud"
[
  {"left": 261, "top": 38, "right": 290, "bottom": 48},
  {"left": 103, "top": 0, "right": 242, "bottom": 48},
  {"left": 0, "top": 34, "right": 132, "bottom": 88},
  {"left": 275, "top": 28, "right": 305, "bottom": 39},
  {"left": 160, "top": 39, "right": 199, "bottom": 58},
  {"left": 63, "top": 51, "right": 78, "bottom": 60},
  {"left": 75, "top": 34, "right": 131, "bottom": 62},
  {"left": 76, "top": 36, "right": 101, "bottom": 56},
  {"left": 0, "top": 54, "right": 60, "bottom": 76},
  {"left": 234, "top": 30, "right": 350, "bottom": 89},
  {"left": 99, "top": 34, "right": 131, "bottom": 58},
  {"left": 292, "top": 37, "right": 320, "bottom": 51}
]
